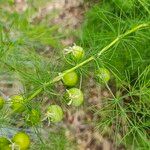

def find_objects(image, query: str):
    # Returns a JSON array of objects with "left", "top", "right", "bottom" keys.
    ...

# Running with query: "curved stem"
[{"left": 27, "top": 23, "right": 150, "bottom": 101}]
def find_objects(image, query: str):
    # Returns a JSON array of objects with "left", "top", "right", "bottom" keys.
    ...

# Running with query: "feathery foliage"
[{"left": 0, "top": 0, "right": 150, "bottom": 149}]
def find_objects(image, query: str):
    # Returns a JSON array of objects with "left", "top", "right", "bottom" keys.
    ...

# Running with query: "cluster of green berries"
[
  {"left": 62, "top": 45, "right": 111, "bottom": 107},
  {"left": 0, "top": 45, "right": 111, "bottom": 149},
  {"left": 0, "top": 95, "right": 41, "bottom": 126},
  {"left": 0, "top": 45, "right": 111, "bottom": 129},
  {"left": 0, "top": 132, "right": 30, "bottom": 150},
  {"left": 62, "top": 71, "right": 84, "bottom": 107}
]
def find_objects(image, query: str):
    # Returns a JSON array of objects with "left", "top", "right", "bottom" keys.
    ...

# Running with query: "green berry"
[
  {"left": 11, "top": 95, "right": 25, "bottom": 113},
  {"left": 0, "top": 97, "right": 5, "bottom": 110},
  {"left": 96, "top": 68, "right": 110, "bottom": 83},
  {"left": 3, "top": 146, "right": 11, "bottom": 150},
  {"left": 62, "top": 71, "right": 78, "bottom": 87},
  {"left": 47, "top": 105, "right": 63, "bottom": 123},
  {"left": 72, "top": 45, "right": 84, "bottom": 60},
  {"left": 66, "top": 88, "right": 84, "bottom": 107},
  {"left": 12, "top": 132, "right": 30, "bottom": 150},
  {"left": 0, "top": 137, "right": 11, "bottom": 150}
]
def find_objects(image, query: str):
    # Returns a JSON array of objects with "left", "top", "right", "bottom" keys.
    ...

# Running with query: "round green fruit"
[
  {"left": 47, "top": 105, "right": 63, "bottom": 123},
  {"left": 96, "top": 68, "right": 110, "bottom": 83},
  {"left": 0, "top": 97, "right": 5, "bottom": 110},
  {"left": 0, "top": 137, "right": 11, "bottom": 150},
  {"left": 62, "top": 71, "right": 78, "bottom": 87},
  {"left": 26, "top": 109, "right": 41, "bottom": 126},
  {"left": 2, "top": 145, "right": 11, "bottom": 150},
  {"left": 72, "top": 45, "right": 84, "bottom": 60},
  {"left": 66, "top": 88, "right": 84, "bottom": 107},
  {"left": 12, "top": 132, "right": 30, "bottom": 150},
  {"left": 11, "top": 95, "right": 25, "bottom": 113}
]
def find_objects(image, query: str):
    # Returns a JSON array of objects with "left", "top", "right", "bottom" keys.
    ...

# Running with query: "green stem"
[
  {"left": 98, "top": 37, "right": 120, "bottom": 56},
  {"left": 27, "top": 56, "right": 94, "bottom": 101},
  {"left": 27, "top": 23, "right": 150, "bottom": 101},
  {"left": 27, "top": 87, "right": 43, "bottom": 101},
  {"left": 47, "top": 56, "right": 94, "bottom": 84}
]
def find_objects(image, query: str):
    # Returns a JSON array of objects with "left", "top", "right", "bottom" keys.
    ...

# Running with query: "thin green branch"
[{"left": 26, "top": 23, "right": 150, "bottom": 101}]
